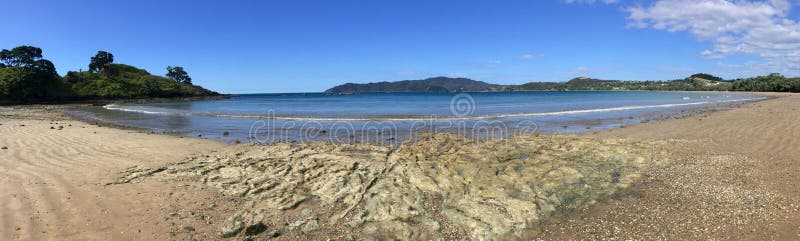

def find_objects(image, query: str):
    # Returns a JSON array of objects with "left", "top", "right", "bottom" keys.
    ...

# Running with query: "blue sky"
[{"left": 2, "top": 0, "right": 797, "bottom": 93}]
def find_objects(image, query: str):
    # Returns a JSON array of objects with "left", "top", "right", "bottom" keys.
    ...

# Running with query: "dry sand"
[
  {"left": 538, "top": 92, "right": 800, "bottom": 240},
  {"left": 1, "top": 93, "right": 800, "bottom": 240}
]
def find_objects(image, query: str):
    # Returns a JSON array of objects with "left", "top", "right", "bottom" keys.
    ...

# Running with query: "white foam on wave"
[{"left": 103, "top": 104, "right": 177, "bottom": 115}]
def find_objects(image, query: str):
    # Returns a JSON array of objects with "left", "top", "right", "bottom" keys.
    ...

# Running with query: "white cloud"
[
  {"left": 564, "top": 0, "right": 620, "bottom": 4},
  {"left": 627, "top": 0, "right": 800, "bottom": 74}
]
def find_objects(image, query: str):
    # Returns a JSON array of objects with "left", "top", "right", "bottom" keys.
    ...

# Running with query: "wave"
[
  {"left": 103, "top": 104, "right": 172, "bottom": 115},
  {"left": 104, "top": 97, "right": 765, "bottom": 122}
]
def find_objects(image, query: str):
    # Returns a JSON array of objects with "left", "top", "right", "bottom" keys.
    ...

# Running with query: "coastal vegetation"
[
  {"left": 517, "top": 74, "right": 734, "bottom": 91},
  {"left": 327, "top": 73, "right": 800, "bottom": 93},
  {"left": 515, "top": 73, "right": 800, "bottom": 92},
  {"left": 0, "top": 45, "right": 219, "bottom": 104}
]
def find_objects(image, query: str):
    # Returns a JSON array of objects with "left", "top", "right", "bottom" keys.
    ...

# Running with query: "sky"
[{"left": 2, "top": 0, "right": 799, "bottom": 93}]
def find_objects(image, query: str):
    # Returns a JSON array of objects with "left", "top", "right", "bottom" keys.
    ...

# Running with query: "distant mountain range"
[
  {"left": 324, "top": 73, "right": 743, "bottom": 93},
  {"left": 325, "top": 77, "right": 501, "bottom": 93}
]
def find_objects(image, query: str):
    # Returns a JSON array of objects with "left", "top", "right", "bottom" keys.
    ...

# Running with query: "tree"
[
  {"left": 0, "top": 60, "right": 62, "bottom": 100},
  {"left": 32, "top": 59, "right": 57, "bottom": 75},
  {"left": 166, "top": 66, "right": 192, "bottom": 84},
  {"left": 0, "top": 45, "right": 66, "bottom": 101},
  {"left": 0, "top": 46, "right": 43, "bottom": 67},
  {"left": 89, "top": 51, "right": 114, "bottom": 73}
]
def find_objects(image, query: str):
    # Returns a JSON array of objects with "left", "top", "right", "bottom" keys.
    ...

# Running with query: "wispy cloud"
[
  {"left": 626, "top": 0, "right": 800, "bottom": 74},
  {"left": 518, "top": 54, "right": 535, "bottom": 60},
  {"left": 518, "top": 53, "right": 543, "bottom": 60}
]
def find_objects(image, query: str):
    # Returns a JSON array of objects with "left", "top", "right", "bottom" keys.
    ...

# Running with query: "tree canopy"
[
  {"left": 0, "top": 46, "right": 43, "bottom": 67},
  {"left": 166, "top": 66, "right": 192, "bottom": 84},
  {"left": 0, "top": 46, "right": 65, "bottom": 100},
  {"left": 89, "top": 51, "right": 114, "bottom": 73}
]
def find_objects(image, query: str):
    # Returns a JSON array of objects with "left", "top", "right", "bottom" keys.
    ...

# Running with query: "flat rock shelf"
[{"left": 112, "top": 133, "right": 671, "bottom": 240}]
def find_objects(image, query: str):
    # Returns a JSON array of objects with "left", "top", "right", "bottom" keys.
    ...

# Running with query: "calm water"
[{"left": 67, "top": 91, "right": 763, "bottom": 144}]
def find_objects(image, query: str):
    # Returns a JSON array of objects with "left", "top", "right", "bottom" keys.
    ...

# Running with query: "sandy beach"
[
  {"left": 0, "top": 107, "right": 231, "bottom": 240},
  {"left": 2, "top": 94, "right": 800, "bottom": 240}
]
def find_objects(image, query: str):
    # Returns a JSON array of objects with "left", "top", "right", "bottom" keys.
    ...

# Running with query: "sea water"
[{"left": 67, "top": 91, "right": 763, "bottom": 144}]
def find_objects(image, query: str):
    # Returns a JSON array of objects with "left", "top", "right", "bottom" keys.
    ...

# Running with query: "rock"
[
  {"left": 302, "top": 219, "right": 319, "bottom": 234},
  {"left": 120, "top": 133, "right": 661, "bottom": 240},
  {"left": 243, "top": 221, "right": 268, "bottom": 236},
  {"left": 1, "top": 147, "right": 7, "bottom": 150},
  {"left": 219, "top": 213, "right": 245, "bottom": 238},
  {"left": 289, "top": 208, "right": 320, "bottom": 234},
  {"left": 266, "top": 229, "right": 282, "bottom": 237}
]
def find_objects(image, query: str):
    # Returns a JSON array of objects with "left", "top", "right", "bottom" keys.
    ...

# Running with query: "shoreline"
[{"left": 1, "top": 93, "right": 798, "bottom": 240}]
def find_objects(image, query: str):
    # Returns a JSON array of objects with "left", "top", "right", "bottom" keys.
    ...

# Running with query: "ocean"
[{"left": 66, "top": 91, "right": 764, "bottom": 144}]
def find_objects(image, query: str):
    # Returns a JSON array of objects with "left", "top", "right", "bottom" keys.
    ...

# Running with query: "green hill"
[
  {"left": 516, "top": 74, "right": 733, "bottom": 91},
  {"left": 0, "top": 45, "right": 221, "bottom": 104},
  {"left": 325, "top": 77, "right": 501, "bottom": 93},
  {"left": 64, "top": 64, "right": 218, "bottom": 99}
]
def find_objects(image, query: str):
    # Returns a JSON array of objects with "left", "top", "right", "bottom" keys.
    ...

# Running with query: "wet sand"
[{"left": 1, "top": 93, "right": 799, "bottom": 240}]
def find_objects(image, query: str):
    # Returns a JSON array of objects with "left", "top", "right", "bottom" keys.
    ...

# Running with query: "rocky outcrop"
[{"left": 114, "top": 133, "right": 666, "bottom": 240}]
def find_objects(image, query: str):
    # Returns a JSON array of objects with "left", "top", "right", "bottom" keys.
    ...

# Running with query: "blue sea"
[{"left": 67, "top": 91, "right": 763, "bottom": 144}]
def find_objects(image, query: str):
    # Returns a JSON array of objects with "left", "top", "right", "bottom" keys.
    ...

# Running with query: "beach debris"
[
  {"left": 115, "top": 133, "right": 665, "bottom": 240},
  {"left": 1, "top": 146, "right": 7, "bottom": 150}
]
